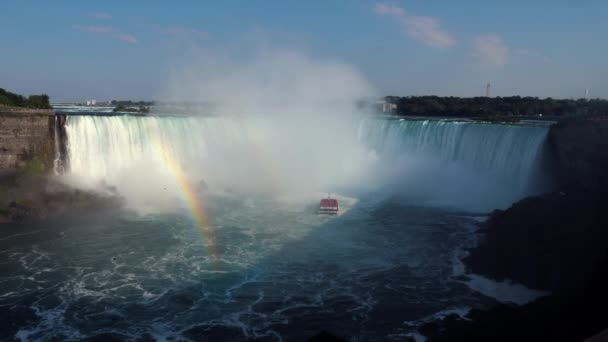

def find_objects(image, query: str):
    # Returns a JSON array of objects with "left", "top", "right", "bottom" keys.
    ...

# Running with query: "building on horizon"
[{"left": 374, "top": 100, "right": 397, "bottom": 113}]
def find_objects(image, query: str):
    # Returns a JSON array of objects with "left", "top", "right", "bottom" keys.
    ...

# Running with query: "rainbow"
[{"left": 153, "top": 139, "right": 219, "bottom": 261}]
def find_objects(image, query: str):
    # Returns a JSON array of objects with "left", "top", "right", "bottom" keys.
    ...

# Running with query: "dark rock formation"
[
  {"left": 308, "top": 331, "right": 349, "bottom": 342},
  {"left": 425, "top": 117, "right": 608, "bottom": 341},
  {"left": 54, "top": 114, "right": 69, "bottom": 172},
  {"left": 548, "top": 117, "right": 608, "bottom": 194},
  {"left": 421, "top": 251, "right": 608, "bottom": 342},
  {"left": 586, "top": 329, "right": 608, "bottom": 342},
  {"left": 0, "top": 111, "right": 112, "bottom": 224},
  {"left": 465, "top": 190, "right": 607, "bottom": 292},
  {"left": 0, "top": 174, "right": 125, "bottom": 223},
  {"left": 465, "top": 117, "right": 608, "bottom": 292}
]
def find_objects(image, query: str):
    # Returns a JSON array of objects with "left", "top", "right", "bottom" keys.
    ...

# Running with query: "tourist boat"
[{"left": 319, "top": 195, "right": 339, "bottom": 215}]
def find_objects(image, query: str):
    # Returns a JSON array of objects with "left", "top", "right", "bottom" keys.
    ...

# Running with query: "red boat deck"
[{"left": 319, "top": 198, "right": 339, "bottom": 215}]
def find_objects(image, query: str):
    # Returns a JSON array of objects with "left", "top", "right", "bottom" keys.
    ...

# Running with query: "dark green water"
[
  {"left": 1, "top": 115, "right": 551, "bottom": 340},
  {"left": 0, "top": 192, "right": 491, "bottom": 341}
]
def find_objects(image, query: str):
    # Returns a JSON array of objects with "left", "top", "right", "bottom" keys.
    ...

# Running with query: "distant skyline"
[{"left": 1, "top": 0, "right": 607, "bottom": 102}]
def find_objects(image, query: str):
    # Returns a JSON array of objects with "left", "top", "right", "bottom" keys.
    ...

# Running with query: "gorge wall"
[
  {"left": 438, "top": 117, "right": 608, "bottom": 341},
  {"left": 466, "top": 117, "right": 608, "bottom": 292},
  {"left": 548, "top": 117, "right": 608, "bottom": 195},
  {"left": 0, "top": 111, "right": 57, "bottom": 174}
]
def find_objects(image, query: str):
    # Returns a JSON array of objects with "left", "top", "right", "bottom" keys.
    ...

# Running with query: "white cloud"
[
  {"left": 91, "top": 12, "right": 112, "bottom": 20},
  {"left": 374, "top": 3, "right": 456, "bottom": 49},
  {"left": 472, "top": 34, "right": 509, "bottom": 67},
  {"left": 117, "top": 33, "right": 138, "bottom": 44},
  {"left": 72, "top": 25, "right": 138, "bottom": 44},
  {"left": 72, "top": 25, "right": 113, "bottom": 34}
]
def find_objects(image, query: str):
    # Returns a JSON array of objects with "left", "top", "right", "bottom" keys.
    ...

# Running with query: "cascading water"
[
  {"left": 53, "top": 116, "right": 62, "bottom": 175},
  {"left": 358, "top": 118, "right": 548, "bottom": 185},
  {"left": 356, "top": 117, "right": 550, "bottom": 210},
  {"left": 3, "top": 113, "right": 553, "bottom": 341},
  {"left": 65, "top": 114, "right": 549, "bottom": 211},
  {"left": 64, "top": 114, "right": 371, "bottom": 208}
]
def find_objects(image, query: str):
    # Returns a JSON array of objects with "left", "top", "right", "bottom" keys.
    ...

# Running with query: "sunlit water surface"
[
  {"left": 0, "top": 191, "right": 493, "bottom": 341},
  {"left": 3, "top": 115, "right": 551, "bottom": 341}
]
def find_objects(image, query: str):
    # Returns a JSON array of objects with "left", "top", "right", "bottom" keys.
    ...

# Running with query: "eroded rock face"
[
  {"left": 421, "top": 117, "right": 608, "bottom": 341},
  {"left": 548, "top": 118, "right": 608, "bottom": 194},
  {"left": 0, "top": 174, "right": 125, "bottom": 223},
  {"left": 465, "top": 191, "right": 607, "bottom": 292},
  {"left": 0, "top": 113, "right": 55, "bottom": 172},
  {"left": 437, "top": 117, "right": 608, "bottom": 341},
  {"left": 465, "top": 118, "right": 608, "bottom": 292}
]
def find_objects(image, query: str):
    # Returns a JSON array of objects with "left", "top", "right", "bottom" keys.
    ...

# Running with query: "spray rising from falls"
[
  {"left": 64, "top": 115, "right": 550, "bottom": 212},
  {"left": 357, "top": 118, "right": 550, "bottom": 210},
  {"left": 64, "top": 114, "right": 367, "bottom": 207}
]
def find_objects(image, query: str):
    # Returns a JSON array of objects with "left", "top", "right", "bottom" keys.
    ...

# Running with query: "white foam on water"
[
  {"left": 451, "top": 214, "right": 489, "bottom": 223},
  {"left": 464, "top": 274, "right": 549, "bottom": 305},
  {"left": 400, "top": 306, "right": 472, "bottom": 342},
  {"left": 445, "top": 215, "right": 549, "bottom": 306},
  {"left": 404, "top": 307, "right": 472, "bottom": 327},
  {"left": 409, "top": 332, "right": 427, "bottom": 342}
]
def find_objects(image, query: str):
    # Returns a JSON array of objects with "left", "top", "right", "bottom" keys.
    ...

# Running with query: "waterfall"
[
  {"left": 357, "top": 118, "right": 550, "bottom": 210},
  {"left": 358, "top": 118, "right": 549, "bottom": 190},
  {"left": 64, "top": 114, "right": 366, "bottom": 206},
  {"left": 64, "top": 115, "right": 550, "bottom": 211},
  {"left": 53, "top": 116, "right": 62, "bottom": 175}
]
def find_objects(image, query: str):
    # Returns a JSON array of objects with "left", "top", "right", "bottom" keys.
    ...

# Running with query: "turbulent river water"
[{"left": 1, "top": 114, "right": 551, "bottom": 341}]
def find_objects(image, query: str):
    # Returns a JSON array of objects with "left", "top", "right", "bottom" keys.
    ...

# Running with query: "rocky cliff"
[
  {"left": 0, "top": 112, "right": 121, "bottom": 223},
  {"left": 424, "top": 117, "right": 608, "bottom": 341},
  {"left": 466, "top": 117, "right": 608, "bottom": 291},
  {"left": 548, "top": 117, "right": 608, "bottom": 194},
  {"left": 0, "top": 111, "right": 56, "bottom": 173}
]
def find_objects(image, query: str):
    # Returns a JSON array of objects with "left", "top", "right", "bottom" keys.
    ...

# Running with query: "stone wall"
[
  {"left": 0, "top": 112, "right": 55, "bottom": 173},
  {"left": 0, "top": 107, "right": 54, "bottom": 115}
]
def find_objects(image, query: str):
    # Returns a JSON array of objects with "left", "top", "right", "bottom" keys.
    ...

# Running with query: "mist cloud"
[
  {"left": 163, "top": 47, "right": 375, "bottom": 116},
  {"left": 146, "top": 46, "right": 378, "bottom": 197}
]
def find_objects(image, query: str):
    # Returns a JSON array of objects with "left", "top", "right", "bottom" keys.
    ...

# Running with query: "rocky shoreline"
[
  {"left": 418, "top": 117, "right": 608, "bottom": 341},
  {"left": 0, "top": 173, "right": 125, "bottom": 224}
]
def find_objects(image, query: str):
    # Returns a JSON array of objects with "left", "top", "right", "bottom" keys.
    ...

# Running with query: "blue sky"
[{"left": 1, "top": 0, "right": 607, "bottom": 102}]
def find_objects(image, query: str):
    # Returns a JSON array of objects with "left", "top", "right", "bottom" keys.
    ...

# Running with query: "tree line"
[
  {"left": 110, "top": 100, "right": 155, "bottom": 107},
  {"left": 382, "top": 96, "right": 608, "bottom": 117},
  {"left": 0, "top": 88, "right": 52, "bottom": 109}
]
